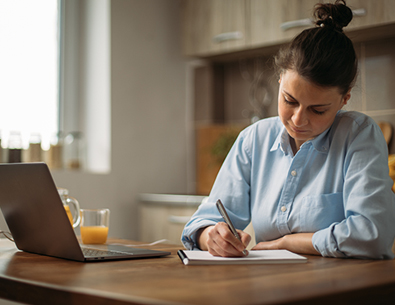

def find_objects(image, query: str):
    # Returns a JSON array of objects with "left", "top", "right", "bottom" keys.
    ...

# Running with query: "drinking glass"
[{"left": 80, "top": 209, "right": 110, "bottom": 244}]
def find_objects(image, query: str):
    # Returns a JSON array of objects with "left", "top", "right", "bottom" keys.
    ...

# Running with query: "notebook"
[
  {"left": 177, "top": 249, "right": 307, "bottom": 265},
  {"left": 0, "top": 163, "right": 170, "bottom": 262}
]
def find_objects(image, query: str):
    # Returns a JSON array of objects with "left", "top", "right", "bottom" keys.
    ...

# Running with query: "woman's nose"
[{"left": 292, "top": 108, "right": 308, "bottom": 127}]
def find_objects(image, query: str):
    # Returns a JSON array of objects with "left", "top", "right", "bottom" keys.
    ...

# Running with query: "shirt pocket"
[{"left": 299, "top": 192, "right": 345, "bottom": 232}]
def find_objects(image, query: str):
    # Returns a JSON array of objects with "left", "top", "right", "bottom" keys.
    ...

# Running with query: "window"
[{"left": 0, "top": 0, "right": 60, "bottom": 150}]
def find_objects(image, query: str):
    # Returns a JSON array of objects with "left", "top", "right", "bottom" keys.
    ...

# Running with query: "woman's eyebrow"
[
  {"left": 283, "top": 90, "right": 298, "bottom": 102},
  {"left": 282, "top": 90, "right": 332, "bottom": 107}
]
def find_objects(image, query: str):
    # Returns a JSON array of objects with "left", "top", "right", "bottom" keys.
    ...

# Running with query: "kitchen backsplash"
[{"left": 194, "top": 36, "right": 395, "bottom": 154}]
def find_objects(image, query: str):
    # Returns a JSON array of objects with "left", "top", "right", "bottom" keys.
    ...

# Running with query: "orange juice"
[
  {"left": 80, "top": 226, "right": 109, "bottom": 244},
  {"left": 64, "top": 205, "right": 74, "bottom": 226}
]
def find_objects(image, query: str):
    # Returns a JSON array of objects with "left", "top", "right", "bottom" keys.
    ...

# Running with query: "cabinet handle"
[
  {"left": 213, "top": 31, "right": 243, "bottom": 43},
  {"left": 280, "top": 8, "right": 367, "bottom": 31},
  {"left": 168, "top": 215, "right": 192, "bottom": 224},
  {"left": 280, "top": 18, "right": 313, "bottom": 31},
  {"left": 352, "top": 8, "right": 367, "bottom": 17}
]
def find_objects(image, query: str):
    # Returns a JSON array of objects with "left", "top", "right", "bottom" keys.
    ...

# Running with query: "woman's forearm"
[
  {"left": 282, "top": 233, "right": 320, "bottom": 255},
  {"left": 252, "top": 233, "right": 320, "bottom": 255}
]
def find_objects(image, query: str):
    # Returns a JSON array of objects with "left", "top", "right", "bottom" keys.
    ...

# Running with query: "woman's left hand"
[
  {"left": 251, "top": 237, "right": 284, "bottom": 251},
  {"left": 252, "top": 233, "right": 320, "bottom": 255}
]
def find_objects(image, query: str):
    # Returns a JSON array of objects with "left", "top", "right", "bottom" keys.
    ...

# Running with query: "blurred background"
[{"left": 0, "top": 0, "right": 394, "bottom": 247}]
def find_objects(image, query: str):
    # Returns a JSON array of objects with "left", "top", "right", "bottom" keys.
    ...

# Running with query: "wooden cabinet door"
[
  {"left": 249, "top": 0, "right": 395, "bottom": 48},
  {"left": 345, "top": 0, "right": 395, "bottom": 30},
  {"left": 182, "top": 0, "right": 211, "bottom": 56},
  {"left": 249, "top": 0, "right": 318, "bottom": 48},
  {"left": 140, "top": 204, "right": 198, "bottom": 245},
  {"left": 182, "top": 0, "right": 395, "bottom": 58},
  {"left": 182, "top": 0, "right": 247, "bottom": 57}
]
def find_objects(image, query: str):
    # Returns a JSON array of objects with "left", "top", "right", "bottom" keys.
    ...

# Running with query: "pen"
[{"left": 216, "top": 199, "right": 248, "bottom": 256}]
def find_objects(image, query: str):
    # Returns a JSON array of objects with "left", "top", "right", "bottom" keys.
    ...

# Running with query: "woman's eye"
[
  {"left": 284, "top": 98, "right": 296, "bottom": 105},
  {"left": 312, "top": 109, "right": 326, "bottom": 115}
]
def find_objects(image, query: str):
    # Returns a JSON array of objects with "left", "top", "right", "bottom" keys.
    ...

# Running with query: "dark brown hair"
[{"left": 275, "top": 0, "right": 357, "bottom": 95}]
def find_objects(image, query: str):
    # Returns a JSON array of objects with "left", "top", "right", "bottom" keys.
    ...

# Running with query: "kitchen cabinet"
[
  {"left": 346, "top": 0, "right": 395, "bottom": 30},
  {"left": 181, "top": 0, "right": 395, "bottom": 58},
  {"left": 249, "top": 0, "right": 318, "bottom": 48},
  {"left": 266, "top": 0, "right": 395, "bottom": 44},
  {"left": 181, "top": 0, "right": 329, "bottom": 57},
  {"left": 182, "top": 0, "right": 247, "bottom": 57},
  {"left": 139, "top": 194, "right": 205, "bottom": 245}
]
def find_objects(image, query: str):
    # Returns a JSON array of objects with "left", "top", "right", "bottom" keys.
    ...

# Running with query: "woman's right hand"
[{"left": 197, "top": 223, "right": 251, "bottom": 257}]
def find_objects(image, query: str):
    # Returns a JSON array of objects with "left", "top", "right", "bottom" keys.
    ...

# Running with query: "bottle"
[
  {"left": 27, "top": 133, "right": 42, "bottom": 162},
  {"left": 64, "top": 131, "right": 86, "bottom": 170},
  {"left": 8, "top": 131, "right": 23, "bottom": 163},
  {"left": 47, "top": 132, "right": 64, "bottom": 169}
]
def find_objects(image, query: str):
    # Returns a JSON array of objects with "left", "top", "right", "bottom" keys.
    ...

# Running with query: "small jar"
[
  {"left": 27, "top": 133, "right": 42, "bottom": 162},
  {"left": 64, "top": 131, "right": 86, "bottom": 170},
  {"left": 8, "top": 131, "right": 23, "bottom": 163},
  {"left": 47, "top": 132, "right": 64, "bottom": 169}
]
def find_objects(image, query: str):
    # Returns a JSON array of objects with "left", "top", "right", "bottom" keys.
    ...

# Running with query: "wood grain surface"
[{"left": 0, "top": 238, "right": 395, "bottom": 305}]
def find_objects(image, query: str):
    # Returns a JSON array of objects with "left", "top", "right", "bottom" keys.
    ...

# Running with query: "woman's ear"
[{"left": 342, "top": 89, "right": 351, "bottom": 107}]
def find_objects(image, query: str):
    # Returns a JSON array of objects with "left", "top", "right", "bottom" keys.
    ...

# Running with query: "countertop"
[{"left": 138, "top": 193, "right": 207, "bottom": 207}]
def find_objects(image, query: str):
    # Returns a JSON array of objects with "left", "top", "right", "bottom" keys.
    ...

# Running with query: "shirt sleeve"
[
  {"left": 181, "top": 128, "right": 253, "bottom": 250},
  {"left": 312, "top": 119, "right": 395, "bottom": 259}
]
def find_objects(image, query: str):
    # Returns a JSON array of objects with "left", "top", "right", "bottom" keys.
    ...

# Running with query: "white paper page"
[{"left": 183, "top": 249, "right": 307, "bottom": 263}]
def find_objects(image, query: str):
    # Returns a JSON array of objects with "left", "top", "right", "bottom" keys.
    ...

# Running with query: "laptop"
[{"left": 0, "top": 162, "right": 170, "bottom": 262}]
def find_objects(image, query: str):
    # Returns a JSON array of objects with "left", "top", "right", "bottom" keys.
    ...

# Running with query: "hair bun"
[{"left": 314, "top": 0, "right": 353, "bottom": 32}]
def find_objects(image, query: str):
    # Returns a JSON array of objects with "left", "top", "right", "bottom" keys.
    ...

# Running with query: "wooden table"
[{"left": 1, "top": 238, "right": 395, "bottom": 305}]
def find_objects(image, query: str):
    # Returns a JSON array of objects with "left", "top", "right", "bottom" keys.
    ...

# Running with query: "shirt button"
[
  {"left": 281, "top": 206, "right": 287, "bottom": 212},
  {"left": 291, "top": 170, "right": 297, "bottom": 177}
]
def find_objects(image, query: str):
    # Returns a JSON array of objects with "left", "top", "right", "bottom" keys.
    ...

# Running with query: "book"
[{"left": 177, "top": 249, "right": 307, "bottom": 265}]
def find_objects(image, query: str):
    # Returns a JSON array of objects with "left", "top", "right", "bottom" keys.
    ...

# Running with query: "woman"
[{"left": 181, "top": 0, "right": 395, "bottom": 259}]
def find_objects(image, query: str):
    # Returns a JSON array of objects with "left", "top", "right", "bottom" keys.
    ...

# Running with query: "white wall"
[
  {"left": 106, "top": 0, "right": 190, "bottom": 239},
  {"left": 79, "top": 0, "right": 111, "bottom": 173}
]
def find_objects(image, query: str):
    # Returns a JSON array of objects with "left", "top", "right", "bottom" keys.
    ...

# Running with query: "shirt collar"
[
  {"left": 270, "top": 125, "right": 331, "bottom": 155},
  {"left": 270, "top": 127, "right": 293, "bottom": 155},
  {"left": 309, "top": 127, "right": 330, "bottom": 153}
]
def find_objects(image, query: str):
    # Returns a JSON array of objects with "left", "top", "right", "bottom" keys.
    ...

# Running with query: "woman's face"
[{"left": 278, "top": 70, "right": 350, "bottom": 151}]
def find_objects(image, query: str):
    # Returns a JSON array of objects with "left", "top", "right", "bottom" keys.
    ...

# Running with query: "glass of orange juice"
[{"left": 80, "top": 209, "right": 110, "bottom": 244}]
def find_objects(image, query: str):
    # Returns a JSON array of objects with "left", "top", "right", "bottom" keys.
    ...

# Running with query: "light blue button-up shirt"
[{"left": 182, "top": 111, "right": 395, "bottom": 259}]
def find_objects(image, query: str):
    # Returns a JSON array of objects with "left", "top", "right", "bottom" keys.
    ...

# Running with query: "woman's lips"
[{"left": 290, "top": 125, "right": 309, "bottom": 134}]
